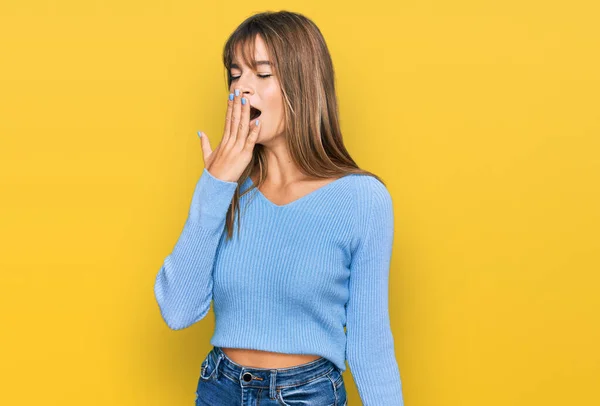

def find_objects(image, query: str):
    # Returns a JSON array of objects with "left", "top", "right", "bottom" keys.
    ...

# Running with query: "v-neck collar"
[{"left": 244, "top": 174, "right": 353, "bottom": 208}]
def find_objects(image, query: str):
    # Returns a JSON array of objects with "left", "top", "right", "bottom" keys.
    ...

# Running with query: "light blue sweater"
[{"left": 154, "top": 167, "right": 404, "bottom": 405}]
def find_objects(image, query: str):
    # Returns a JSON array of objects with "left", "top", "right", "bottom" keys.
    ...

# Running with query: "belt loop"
[
  {"left": 269, "top": 369, "right": 277, "bottom": 399},
  {"left": 214, "top": 352, "right": 224, "bottom": 380}
]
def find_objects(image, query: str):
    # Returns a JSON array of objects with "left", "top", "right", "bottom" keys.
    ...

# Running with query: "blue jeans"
[{"left": 195, "top": 346, "right": 348, "bottom": 405}]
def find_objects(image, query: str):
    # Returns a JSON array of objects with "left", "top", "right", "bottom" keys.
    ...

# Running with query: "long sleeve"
[
  {"left": 345, "top": 177, "right": 405, "bottom": 405},
  {"left": 154, "top": 168, "right": 238, "bottom": 330}
]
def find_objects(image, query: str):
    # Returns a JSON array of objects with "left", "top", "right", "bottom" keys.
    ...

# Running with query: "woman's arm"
[
  {"left": 346, "top": 176, "right": 405, "bottom": 405},
  {"left": 154, "top": 168, "right": 238, "bottom": 330}
]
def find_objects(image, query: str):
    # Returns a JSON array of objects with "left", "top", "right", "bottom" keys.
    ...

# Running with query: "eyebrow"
[{"left": 230, "top": 61, "right": 272, "bottom": 70}]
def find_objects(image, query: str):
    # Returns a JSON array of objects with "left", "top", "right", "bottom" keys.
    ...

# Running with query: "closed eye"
[{"left": 231, "top": 74, "right": 272, "bottom": 81}]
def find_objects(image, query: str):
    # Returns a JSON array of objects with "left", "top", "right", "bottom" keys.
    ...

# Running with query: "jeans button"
[{"left": 242, "top": 372, "right": 252, "bottom": 382}]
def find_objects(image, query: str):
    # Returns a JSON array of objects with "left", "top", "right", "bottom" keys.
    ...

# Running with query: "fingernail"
[
  {"left": 235, "top": 89, "right": 240, "bottom": 96},
  {"left": 255, "top": 119, "right": 260, "bottom": 126},
  {"left": 197, "top": 131, "right": 203, "bottom": 138},
  {"left": 229, "top": 93, "right": 234, "bottom": 101},
  {"left": 241, "top": 97, "right": 246, "bottom": 105}
]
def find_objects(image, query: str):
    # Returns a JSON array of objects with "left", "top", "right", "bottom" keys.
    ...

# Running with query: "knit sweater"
[{"left": 154, "top": 167, "right": 405, "bottom": 405}]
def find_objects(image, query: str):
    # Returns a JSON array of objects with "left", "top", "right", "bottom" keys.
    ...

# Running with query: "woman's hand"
[{"left": 198, "top": 88, "right": 261, "bottom": 183}]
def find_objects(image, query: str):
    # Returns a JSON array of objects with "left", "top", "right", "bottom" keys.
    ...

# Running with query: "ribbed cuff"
[{"left": 188, "top": 168, "right": 239, "bottom": 229}]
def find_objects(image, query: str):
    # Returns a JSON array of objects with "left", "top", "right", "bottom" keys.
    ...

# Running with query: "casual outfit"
[{"left": 154, "top": 168, "right": 405, "bottom": 405}]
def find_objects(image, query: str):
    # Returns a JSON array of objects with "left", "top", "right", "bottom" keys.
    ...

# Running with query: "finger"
[
  {"left": 244, "top": 118, "right": 260, "bottom": 150},
  {"left": 198, "top": 131, "right": 212, "bottom": 165},
  {"left": 237, "top": 95, "right": 250, "bottom": 145},
  {"left": 229, "top": 88, "right": 242, "bottom": 144},
  {"left": 222, "top": 92, "right": 234, "bottom": 144}
]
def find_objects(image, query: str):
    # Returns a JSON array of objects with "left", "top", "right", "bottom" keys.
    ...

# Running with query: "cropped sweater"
[{"left": 154, "top": 167, "right": 405, "bottom": 405}]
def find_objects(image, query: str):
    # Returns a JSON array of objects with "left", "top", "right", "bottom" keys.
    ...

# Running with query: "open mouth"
[{"left": 250, "top": 106, "right": 262, "bottom": 121}]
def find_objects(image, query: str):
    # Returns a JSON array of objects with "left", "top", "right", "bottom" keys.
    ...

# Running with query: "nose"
[
  {"left": 230, "top": 85, "right": 253, "bottom": 100},
  {"left": 238, "top": 86, "right": 254, "bottom": 105},
  {"left": 231, "top": 75, "right": 254, "bottom": 97},
  {"left": 240, "top": 85, "right": 253, "bottom": 98}
]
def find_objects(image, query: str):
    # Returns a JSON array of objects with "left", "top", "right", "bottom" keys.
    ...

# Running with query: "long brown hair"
[{"left": 221, "top": 10, "right": 385, "bottom": 239}]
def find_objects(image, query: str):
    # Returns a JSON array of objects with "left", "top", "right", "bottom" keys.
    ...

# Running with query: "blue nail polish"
[
  {"left": 241, "top": 97, "right": 246, "bottom": 105},
  {"left": 255, "top": 119, "right": 259, "bottom": 126},
  {"left": 229, "top": 93, "right": 234, "bottom": 101},
  {"left": 235, "top": 89, "right": 240, "bottom": 96},
  {"left": 197, "top": 131, "right": 202, "bottom": 138}
]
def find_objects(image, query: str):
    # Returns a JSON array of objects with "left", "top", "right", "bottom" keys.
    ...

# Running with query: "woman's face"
[{"left": 229, "top": 35, "right": 285, "bottom": 143}]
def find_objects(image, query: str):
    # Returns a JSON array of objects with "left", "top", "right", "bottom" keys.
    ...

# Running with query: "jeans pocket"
[
  {"left": 276, "top": 371, "right": 338, "bottom": 406},
  {"left": 199, "top": 349, "right": 219, "bottom": 381},
  {"left": 329, "top": 366, "right": 345, "bottom": 389}
]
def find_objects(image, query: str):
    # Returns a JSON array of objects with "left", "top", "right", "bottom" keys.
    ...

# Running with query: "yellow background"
[{"left": 1, "top": 1, "right": 598, "bottom": 405}]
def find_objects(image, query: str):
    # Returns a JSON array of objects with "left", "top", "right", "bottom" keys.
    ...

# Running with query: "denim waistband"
[{"left": 210, "top": 346, "right": 337, "bottom": 389}]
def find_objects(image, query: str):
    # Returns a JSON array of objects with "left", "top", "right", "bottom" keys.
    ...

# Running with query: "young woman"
[{"left": 154, "top": 10, "right": 405, "bottom": 406}]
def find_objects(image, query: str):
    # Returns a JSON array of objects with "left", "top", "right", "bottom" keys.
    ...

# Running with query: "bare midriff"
[{"left": 220, "top": 347, "right": 322, "bottom": 368}]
